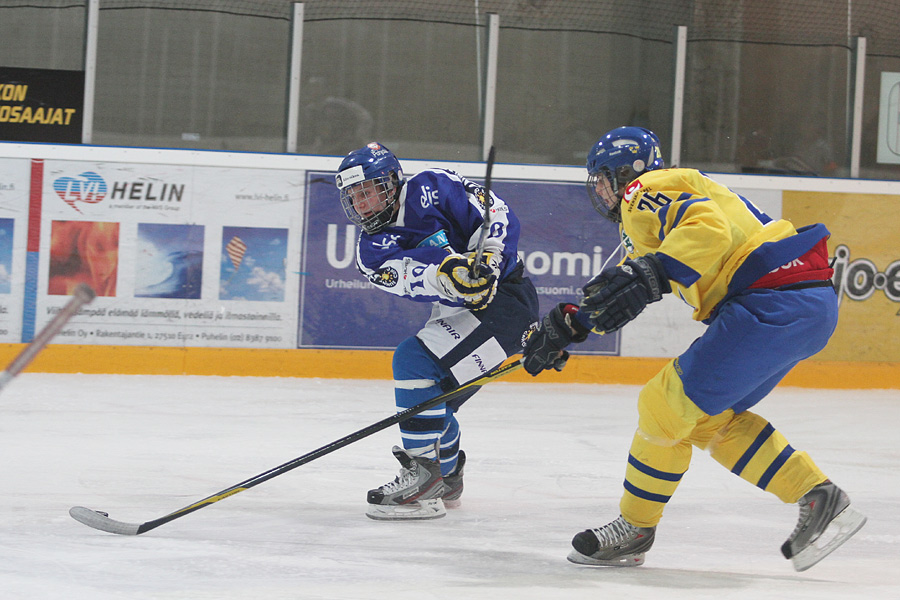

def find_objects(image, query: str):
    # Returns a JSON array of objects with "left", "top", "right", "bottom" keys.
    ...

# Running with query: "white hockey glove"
[{"left": 436, "top": 251, "right": 501, "bottom": 310}]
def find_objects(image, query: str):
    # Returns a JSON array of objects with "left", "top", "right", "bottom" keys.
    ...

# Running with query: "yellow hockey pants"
[{"left": 620, "top": 359, "right": 827, "bottom": 528}]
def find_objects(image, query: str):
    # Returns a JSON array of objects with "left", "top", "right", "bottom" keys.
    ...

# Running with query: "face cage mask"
[
  {"left": 340, "top": 174, "right": 400, "bottom": 234},
  {"left": 586, "top": 168, "right": 622, "bottom": 223}
]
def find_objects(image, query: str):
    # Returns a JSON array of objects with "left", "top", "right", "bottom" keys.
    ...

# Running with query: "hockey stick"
[
  {"left": 471, "top": 145, "right": 496, "bottom": 277},
  {"left": 69, "top": 358, "right": 524, "bottom": 536},
  {"left": 0, "top": 283, "right": 96, "bottom": 392}
]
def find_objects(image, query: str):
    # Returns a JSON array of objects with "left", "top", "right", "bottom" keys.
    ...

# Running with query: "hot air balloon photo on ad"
[{"left": 218, "top": 226, "right": 287, "bottom": 302}]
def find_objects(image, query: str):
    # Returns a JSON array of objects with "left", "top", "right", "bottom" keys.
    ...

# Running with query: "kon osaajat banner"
[{"left": 0, "top": 66, "right": 84, "bottom": 144}]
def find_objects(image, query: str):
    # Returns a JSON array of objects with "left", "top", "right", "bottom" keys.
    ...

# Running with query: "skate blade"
[
  {"left": 366, "top": 498, "right": 447, "bottom": 521},
  {"left": 790, "top": 505, "right": 867, "bottom": 572},
  {"left": 566, "top": 549, "right": 645, "bottom": 567}
]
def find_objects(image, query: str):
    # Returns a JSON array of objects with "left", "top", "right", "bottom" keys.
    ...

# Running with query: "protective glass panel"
[
  {"left": 495, "top": 29, "right": 675, "bottom": 167},
  {"left": 296, "top": 19, "right": 481, "bottom": 161},
  {"left": 91, "top": 8, "right": 290, "bottom": 152},
  {"left": 682, "top": 41, "right": 849, "bottom": 178},
  {"left": 861, "top": 55, "right": 900, "bottom": 180},
  {"left": 0, "top": 3, "right": 84, "bottom": 70}
]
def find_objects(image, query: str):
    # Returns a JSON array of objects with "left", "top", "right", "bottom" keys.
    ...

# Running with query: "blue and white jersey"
[{"left": 356, "top": 168, "right": 521, "bottom": 306}]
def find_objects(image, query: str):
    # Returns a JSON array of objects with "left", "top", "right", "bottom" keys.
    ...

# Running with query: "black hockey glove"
[
  {"left": 580, "top": 253, "right": 671, "bottom": 334},
  {"left": 522, "top": 303, "right": 590, "bottom": 376}
]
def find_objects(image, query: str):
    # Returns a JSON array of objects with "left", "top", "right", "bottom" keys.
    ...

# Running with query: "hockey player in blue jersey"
[
  {"left": 522, "top": 127, "right": 866, "bottom": 571},
  {"left": 336, "top": 142, "right": 538, "bottom": 520}
]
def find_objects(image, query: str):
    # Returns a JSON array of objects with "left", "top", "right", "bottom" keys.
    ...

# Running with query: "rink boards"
[
  {"left": 0, "top": 345, "right": 895, "bottom": 390},
  {"left": 0, "top": 142, "right": 897, "bottom": 389}
]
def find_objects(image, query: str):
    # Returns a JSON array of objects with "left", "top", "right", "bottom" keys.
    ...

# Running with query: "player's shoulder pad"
[
  {"left": 632, "top": 167, "right": 688, "bottom": 188},
  {"left": 397, "top": 170, "right": 436, "bottom": 218},
  {"left": 408, "top": 169, "right": 467, "bottom": 205},
  {"left": 408, "top": 168, "right": 462, "bottom": 187},
  {"left": 624, "top": 168, "right": 704, "bottom": 203}
]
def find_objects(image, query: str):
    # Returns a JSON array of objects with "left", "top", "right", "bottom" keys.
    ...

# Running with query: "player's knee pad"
[
  {"left": 636, "top": 360, "right": 708, "bottom": 442},
  {"left": 393, "top": 337, "right": 452, "bottom": 397},
  {"left": 621, "top": 361, "right": 710, "bottom": 528},
  {"left": 393, "top": 337, "right": 451, "bottom": 451},
  {"left": 621, "top": 430, "right": 691, "bottom": 528},
  {"left": 393, "top": 337, "right": 444, "bottom": 383}
]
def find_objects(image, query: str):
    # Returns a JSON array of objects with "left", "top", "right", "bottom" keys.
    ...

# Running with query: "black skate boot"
[
  {"left": 781, "top": 480, "right": 866, "bottom": 571},
  {"left": 441, "top": 450, "right": 466, "bottom": 508},
  {"left": 568, "top": 515, "right": 656, "bottom": 566}
]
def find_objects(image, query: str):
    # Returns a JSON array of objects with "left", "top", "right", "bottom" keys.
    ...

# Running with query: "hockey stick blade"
[
  {"left": 69, "top": 358, "right": 523, "bottom": 536},
  {"left": 0, "top": 283, "right": 96, "bottom": 392},
  {"left": 69, "top": 507, "right": 140, "bottom": 535}
]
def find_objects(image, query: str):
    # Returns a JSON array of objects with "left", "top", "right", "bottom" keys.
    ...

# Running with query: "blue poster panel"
[
  {"left": 299, "top": 172, "right": 621, "bottom": 354},
  {"left": 299, "top": 172, "right": 428, "bottom": 349},
  {"left": 493, "top": 179, "right": 620, "bottom": 355},
  {"left": 0, "top": 218, "right": 14, "bottom": 294},
  {"left": 0, "top": 157, "right": 29, "bottom": 343}
]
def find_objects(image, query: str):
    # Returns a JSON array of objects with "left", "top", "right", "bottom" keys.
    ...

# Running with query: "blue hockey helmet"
[
  {"left": 335, "top": 142, "right": 404, "bottom": 234},
  {"left": 586, "top": 126, "right": 664, "bottom": 223}
]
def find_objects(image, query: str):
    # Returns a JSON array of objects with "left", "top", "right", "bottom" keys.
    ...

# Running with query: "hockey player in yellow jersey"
[{"left": 522, "top": 126, "right": 866, "bottom": 571}]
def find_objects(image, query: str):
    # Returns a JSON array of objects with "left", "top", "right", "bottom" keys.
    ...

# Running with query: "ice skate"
[
  {"left": 567, "top": 515, "right": 655, "bottom": 566},
  {"left": 781, "top": 480, "right": 866, "bottom": 571},
  {"left": 441, "top": 450, "right": 466, "bottom": 508},
  {"left": 366, "top": 446, "right": 446, "bottom": 521}
]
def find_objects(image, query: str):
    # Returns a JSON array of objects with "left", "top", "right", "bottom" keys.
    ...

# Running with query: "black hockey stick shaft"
[
  {"left": 70, "top": 358, "right": 523, "bottom": 536},
  {"left": 471, "top": 145, "right": 496, "bottom": 277},
  {"left": 0, "top": 283, "right": 95, "bottom": 392}
]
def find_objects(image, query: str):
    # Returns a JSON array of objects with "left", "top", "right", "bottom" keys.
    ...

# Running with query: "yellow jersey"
[{"left": 619, "top": 168, "right": 830, "bottom": 321}]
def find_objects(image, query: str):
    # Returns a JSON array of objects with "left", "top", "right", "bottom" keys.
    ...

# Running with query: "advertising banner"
[
  {"left": 299, "top": 172, "right": 620, "bottom": 354},
  {"left": 34, "top": 160, "right": 305, "bottom": 347},
  {"left": 784, "top": 190, "right": 900, "bottom": 362},
  {"left": 0, "top": 157, "right": 29, "bottom": 342},
  {"left": 493, "top": 179, "right": 620, "bottom": 355},
  {"left": 299, "top": 171, "right": 430, "bottom": 349},
  {"left": 0, "top": 67, "right": 84, "bottom": 144}
]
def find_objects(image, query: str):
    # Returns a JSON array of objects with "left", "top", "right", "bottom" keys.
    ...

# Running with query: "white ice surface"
[{"left": 0, "top": 374, "right": 897, "bottom": 600}]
